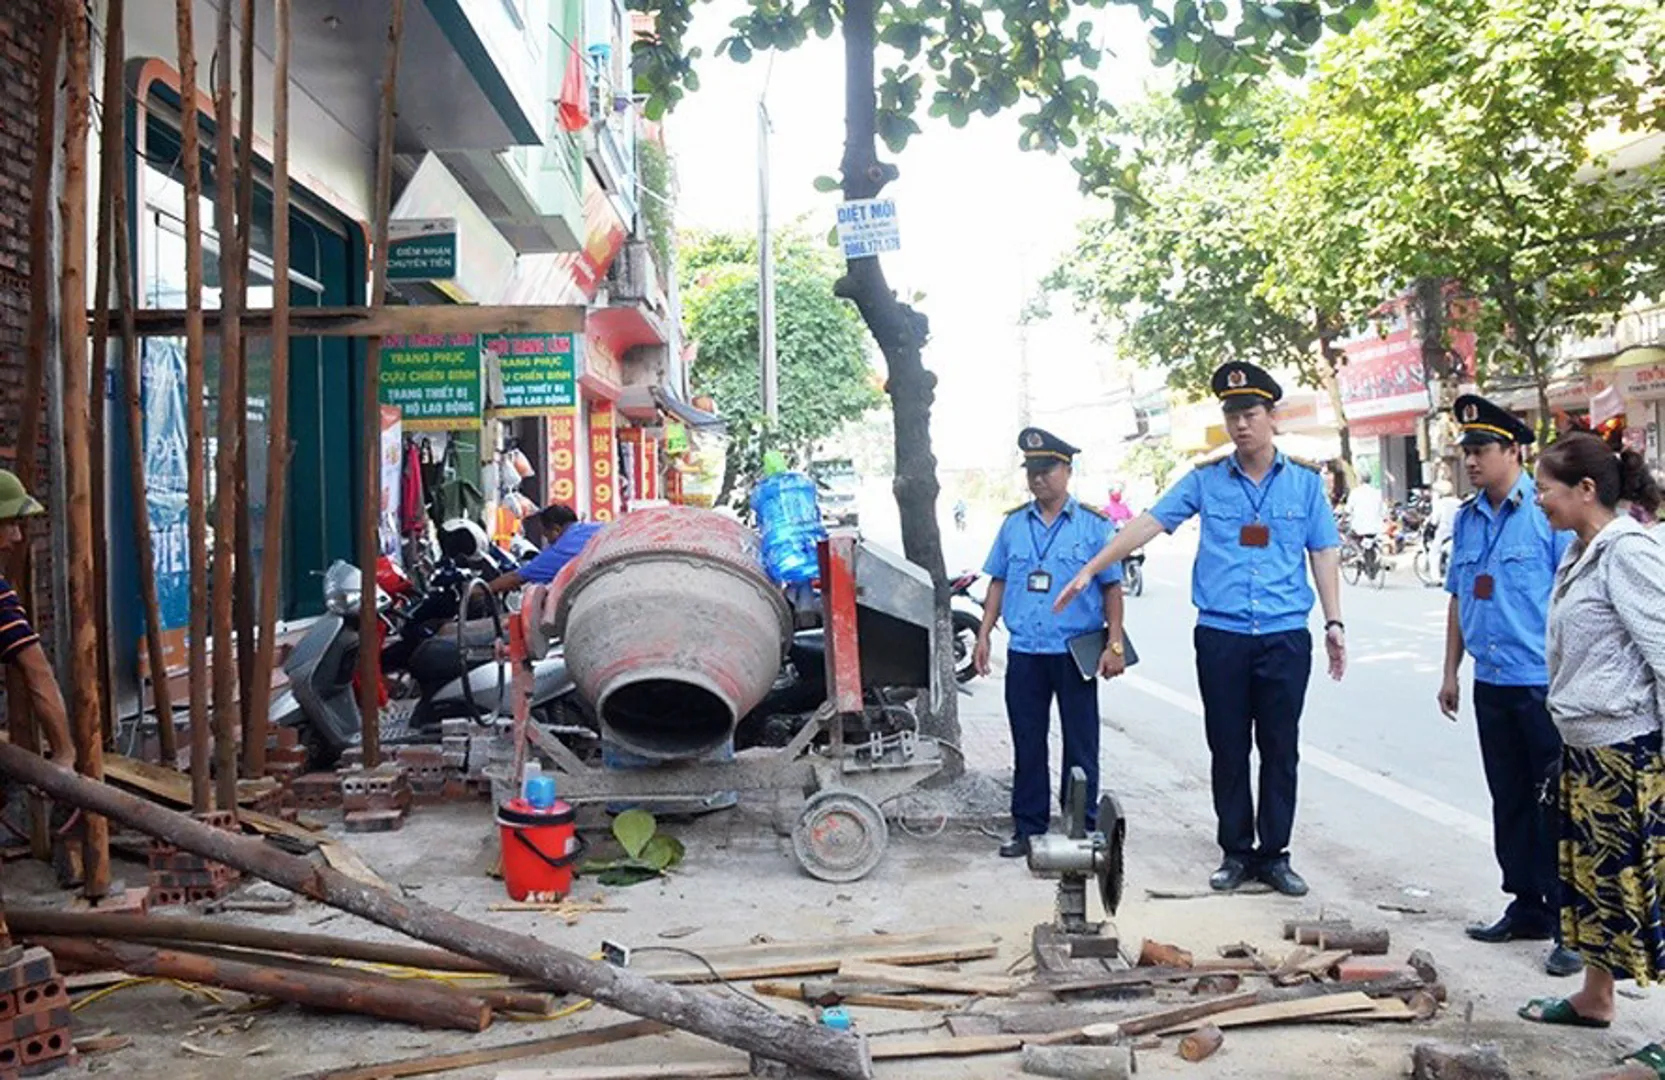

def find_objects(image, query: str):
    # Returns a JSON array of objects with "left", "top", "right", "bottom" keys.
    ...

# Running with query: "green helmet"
[{"left": 0, "top": 470, "right": 45, "bottom": 521}]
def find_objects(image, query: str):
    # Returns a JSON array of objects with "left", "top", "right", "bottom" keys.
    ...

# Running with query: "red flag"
[{"left": 557, "top": 40, "right": 590, "bottom": 133}]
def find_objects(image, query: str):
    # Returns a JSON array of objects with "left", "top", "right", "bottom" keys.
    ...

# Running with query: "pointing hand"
[{"left": 1052, "top": 571, "right": 1093, "bottom": 613}]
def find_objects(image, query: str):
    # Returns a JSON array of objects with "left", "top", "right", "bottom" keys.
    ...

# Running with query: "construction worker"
[
  {"left": 0, "top": 469, "right": 77, "bottom": 772},
  {"left": 1056, "top": 362, "right": 1346, "bottom": 897}
]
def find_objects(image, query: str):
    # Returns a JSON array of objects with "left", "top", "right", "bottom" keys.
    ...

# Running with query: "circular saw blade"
[{"left": 1096, "top": 791, "right": 1126, "bottom": 916}]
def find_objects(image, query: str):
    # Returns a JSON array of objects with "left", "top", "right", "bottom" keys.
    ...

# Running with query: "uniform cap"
[
  {"left": 1211, "top": 361, "right": 1282, "bottom": 412},
  {"left": 0, "top": 470, "right": 44, "bottom": 521},
  {"left": 1017, "top": 427, "right": 1079, "bottom": 471},
  {"left": 1453, "top": 394, "right": 1534, "bottom": 447}
]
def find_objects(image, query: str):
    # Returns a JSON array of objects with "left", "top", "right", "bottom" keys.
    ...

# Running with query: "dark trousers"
[
  {"left": 1005, "top": 651, "right": 1100, "bottom": 838},
  {"left": 1473, "top": 681, "right": 1562, "bottom": 933},
  {"left": 1194, "top": 626, "right": 1312, "bottom": 864}
]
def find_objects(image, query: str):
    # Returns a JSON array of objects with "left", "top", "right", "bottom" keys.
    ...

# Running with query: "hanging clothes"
[{"left": 400, "top": 438, "right": 427, "bottom": 537}]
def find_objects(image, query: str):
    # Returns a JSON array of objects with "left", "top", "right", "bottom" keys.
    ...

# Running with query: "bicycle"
[{"left": 1341, "top": 533, "right": 1387, "bottom": 589}]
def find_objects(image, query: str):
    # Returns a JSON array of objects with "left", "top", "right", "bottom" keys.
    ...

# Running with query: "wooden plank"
[
  {"left": 119, "top": 304, "right": 586, "bottom": 339},
  {"left": 630, "top": 930, "right": 999, "bottom": 983},
  {"left": 1082, "top": 991, "right": 1260, "bottom": 1041},
  {"left": 837, "top": 959, "right": 1016, "bottom": 997},
  {"left": 291, "top": 1020, "right": 668, "bottom": 1080},
  {"left": 749, "top": 981, "right": 952, "bottom": 1012},
  {"left": 1154, "top": 992, "right": 1378, "bottom": 1035},
  {"left": 496, "top": 1065, "right": 749, "bottom": 1080},
  {"left": 319, "top": 840, "right": 390, "bottom": 890},
  {"left": 870, "top": 1035, "right": 1023, "bottom": 1060},
  {"left": 102, "top": 755, "right": 321, "bottom": 840}
]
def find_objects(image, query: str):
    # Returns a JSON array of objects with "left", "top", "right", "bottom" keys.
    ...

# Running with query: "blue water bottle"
[{"left": 751, "top": 471, "right": 826, "bottom": 584}]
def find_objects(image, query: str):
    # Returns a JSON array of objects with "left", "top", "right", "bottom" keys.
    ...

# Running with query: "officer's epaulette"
[
  {"left": 1460, "top": 492, "right": 1480, "bottom": 508},
  {"left": 1286, "top": 455, "right": 1322, "bottom": 473},
  {"left": 1004, "top": 502, "right": 1030, "bottom": 517},
  {"left": 1079, "top": 504, "right": 1108, "bottom": 521}
]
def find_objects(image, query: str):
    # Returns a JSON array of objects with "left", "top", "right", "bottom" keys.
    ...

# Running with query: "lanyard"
[
  {"left": 1029, "top": 509, "right": 1066, "bottom": 564},
  {"left": 1476, "top": 498, "right": 1516, "bottom": 567},
  {"left": 1233, "top": 466, "right": 1275, "bottom": 523}
]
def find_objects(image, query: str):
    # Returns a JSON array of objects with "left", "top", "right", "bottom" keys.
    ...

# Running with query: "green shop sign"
[
  {"left": 379, "top": 333, "right": 484, "bottom": 430},
  {"left": 488, "top": 333, "right": 578, "bottom": 416},
  {"left": 387, "top": 218, "right": 458, "bottom": 281}
]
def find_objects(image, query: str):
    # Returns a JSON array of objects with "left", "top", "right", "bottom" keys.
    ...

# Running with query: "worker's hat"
[
  {"left": 1453, "top": 394, "right": 1535, "bottom": 447},
  {"left": 1211, "top": 361, "right": 1282, "bottom": 413},
  {"left": 1017, "top": 428, "right": 1079, "bottom": 472},
  {"left": 0, "top": 470, "right": 44, "bottom": 521}
]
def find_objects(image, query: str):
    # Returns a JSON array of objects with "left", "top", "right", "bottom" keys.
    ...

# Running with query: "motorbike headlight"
[{"left": 324, "top": 586, "right": 361, "bottom": 615}]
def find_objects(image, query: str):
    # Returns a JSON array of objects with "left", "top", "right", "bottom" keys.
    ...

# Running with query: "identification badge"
[
  {"left": 1239, "top": 523, "right": 1270, "bottom": 548},
  {"left": 1473, "top": 574, "right": 1495, "bottom": 600},
  {"left": 1026, "top": 571, "right": 1052, "bottom": 593}
]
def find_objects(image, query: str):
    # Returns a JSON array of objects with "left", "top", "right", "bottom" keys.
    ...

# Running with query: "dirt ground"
[{"left": 12, "top": 769, "right": 1654, "bottom": 1080}]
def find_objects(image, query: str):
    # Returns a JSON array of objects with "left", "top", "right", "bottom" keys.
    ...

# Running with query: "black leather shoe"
[
  {"left": 1258, "top": 860, "right": 1309, "bottom": 897},
  {"left": 999, "top": 835, "right": 1031, "bottom": 859},
  {"left": 1465, "top": 915, "right": 1554, "bottom": 943},
  {"left": 1545, "top": 945, "right": 1585, "bottom": 977},
  {"left": 1209, "top": 857, "right": 1252, "bottom": 891}
]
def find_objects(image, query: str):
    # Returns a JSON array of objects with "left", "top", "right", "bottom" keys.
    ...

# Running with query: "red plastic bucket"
[{"left": 496, "top": 798, "right": 586, "bottom": 902}]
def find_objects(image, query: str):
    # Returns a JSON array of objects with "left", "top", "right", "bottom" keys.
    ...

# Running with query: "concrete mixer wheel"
[{"left": 792, "top": 790, "right": 889, "bottom": 883}]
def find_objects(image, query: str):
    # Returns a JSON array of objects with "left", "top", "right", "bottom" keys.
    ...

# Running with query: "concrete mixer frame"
[{"left": 524, "top": 533, "right": 945, "bottom": 882}]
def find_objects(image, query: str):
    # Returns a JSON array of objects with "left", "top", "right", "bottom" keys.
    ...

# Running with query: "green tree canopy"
[{"left": 682, "top": 229, "right": 886, "bottom": 501}]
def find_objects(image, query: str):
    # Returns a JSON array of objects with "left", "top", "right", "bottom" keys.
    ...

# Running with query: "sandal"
[
  {"left": 1619, "top": 1044, "right": 1665, "bottom": 1077},
  {"left": 1518, "top": 997, "right": 1612, "bottom": 1029}
]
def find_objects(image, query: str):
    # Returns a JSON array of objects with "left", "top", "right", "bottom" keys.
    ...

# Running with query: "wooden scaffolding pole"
[
  {"left": 112, "top": 87, "right": 177, "bottom": 766},
  {"left": 246, "top": 0, "right": 291, "bottom": 774},
  {"left": 176, "top": 0, "right": 212, "bottom": 813},
  {"left": 358, "top": 0, "right": 407, "bottom": 770},
  {"left": 117, "top": 304, "right": 586, "bottom": 339},
  {"left": 59, "top": 0, "right": 112, "bottom": 899},
  {"left": 87, "top": 0, "right": 123, "bottom": 748},
  {"left": 233, "top": 0, "right": 260, "bottom": 775},
  {"left": 10, "top": 0, "right": 64, "bottom": 865},
  {"left": 210, "top": 0, "right": 244, "bottom": 813}
]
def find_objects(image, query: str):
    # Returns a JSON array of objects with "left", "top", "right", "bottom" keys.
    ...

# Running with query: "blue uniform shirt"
[
  {"left": 1150, "top": 451, "right": 1340, "bottom": 636},
  {"left": 983, "top": 497, "right": 1124, "bottom": 655},
  {"left": 521, "top": 522, "right": 605, "bottom": 585},
  {"left": 1444, "top": 472, "right": 1569, "bottom": 686}
]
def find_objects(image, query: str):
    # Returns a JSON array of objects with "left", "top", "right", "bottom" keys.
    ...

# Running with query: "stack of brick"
[
  {"left": 289, "top": 772, "right": 343, "bottom": 811},
  {"left": 263, "top": 727, "right": 308, "bottom": 795},
  {"left": 341, "top": 763, "right": 412, "bottom": 833},
  {"left": 394, "top": 746, "right": 453, "bottom": 805},
  {"left": 149, "top": 811, "right": 240, "bottom": 905},
  {"left": 0, "top": 947, "right": 74, "bottom": 1076}
]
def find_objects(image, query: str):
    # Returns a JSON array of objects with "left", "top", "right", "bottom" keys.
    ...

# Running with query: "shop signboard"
[
  {"left": 488, "top": 333, "right": 578, "bottom": 415},
  {"left": 387, "top": 218, "right": 458, "bottom": 281},
  {"left": 837, "top": 198, "right": 901, "bottom": 260},
  {"left": 378, "top": 406, "right": 402, "bottom": 558},
  {"left": 546, "top": 407, "right": 580, "bottom": 507},
  {"left": 379, "top": 333, "right": 483, "bottom": 429},
  {"left": 588, "top": 401, "right": 618, "bottom": 522},
  {"left": 1619, "top": 362, "right": 1665, "bottom": 400}
]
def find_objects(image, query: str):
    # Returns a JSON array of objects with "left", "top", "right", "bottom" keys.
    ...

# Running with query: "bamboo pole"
[
  {"left": 36, "top": 937, "right": 492, "bottom": 1032},
  {"left": 58, "top": 0, "right": 111, "bottom": 900},
  {"left": 210, "top": 0, "right": 244, "bottom": 813},
  {"left": 359, "top": 0, "right": 407, "bottom": 770},
  {"left": 176, "top": 0, "right": 212, "bottom": 813},
  {"left": 246, "top": 0, "right": 292, "bottom": 776},
  {"left": 232, "top": 0, "right": 260, "bottom": 775},
  {"left": 114, "top": 126, "right": 179, "bottom": 765},
  {"left": 0, "top": 746, "right": 876, "bottom": 1080},
  {"left": 11, "top": 0, "right": 65, "bottom": 864},
  {"left": 88, "top": 0, "right": 124, "bottom": 748}
]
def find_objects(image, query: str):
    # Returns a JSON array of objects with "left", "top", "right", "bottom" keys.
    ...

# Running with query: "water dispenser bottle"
[{"left": 751, "top": 471, "right": 826, "bottom": 584}]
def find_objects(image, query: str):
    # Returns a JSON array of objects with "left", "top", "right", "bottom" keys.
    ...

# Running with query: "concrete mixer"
[{"left": 521, "top": 506, "right": 944, "bottom": 882}]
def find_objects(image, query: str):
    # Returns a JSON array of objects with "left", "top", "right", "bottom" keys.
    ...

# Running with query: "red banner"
[
  {"left": 588, "top": 401, "right": 618, "bottom": 523},
  {"left": 546, "top": 407, "right": 580, "bottom": 508}
]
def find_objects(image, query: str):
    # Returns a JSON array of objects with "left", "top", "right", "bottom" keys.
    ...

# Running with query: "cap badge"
[
  {"left": 1226, "top": 369, "right": 1247, "bottom": 389},
  {"left": 1024, "top": 431, "right": 1043, "bottom": 449},
  {"left": 1461, "top": 404, "right": 1479, "bottom": 423}
]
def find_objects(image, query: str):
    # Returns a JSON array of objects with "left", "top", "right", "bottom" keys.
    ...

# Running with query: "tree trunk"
[
  {"left": 1315, "top": 322, "right": 1350, "bottom": 465},
  {"left": 177, "top": 0, "right": 213, "bottom": 813},
  {"left": 58, "top": 0, "right": 111, "bottom": 899},
  {"left": 835, "top": 0, "right": 961, "bottom": 774}
]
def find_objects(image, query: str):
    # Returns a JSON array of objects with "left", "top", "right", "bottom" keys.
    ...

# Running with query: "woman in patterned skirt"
[{"left": 1520, "top": 431, "right": 1665, "bottom": 1060}]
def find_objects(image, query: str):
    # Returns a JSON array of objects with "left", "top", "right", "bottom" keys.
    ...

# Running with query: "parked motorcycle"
[
  {"left": 1412, "top": 519, "right": 1451, "bottom": 588},
  {"left": 733, "top": 627, "right": 922, "bottom": 751},
  {"left": 1121, "top": 552, "right": 1146, "bottom": 598},
  {"left": 949, "top": 571, "right": 986, "bottom": 684}
]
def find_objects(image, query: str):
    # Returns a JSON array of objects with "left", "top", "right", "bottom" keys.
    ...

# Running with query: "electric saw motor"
[{"left": 1026, "top": 766, "right": 1126, "bottom": 935}]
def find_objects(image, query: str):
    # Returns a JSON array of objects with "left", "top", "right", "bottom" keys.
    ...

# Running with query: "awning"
[{"left": 652, "top": 386, "right": 725, "bottom": 431}]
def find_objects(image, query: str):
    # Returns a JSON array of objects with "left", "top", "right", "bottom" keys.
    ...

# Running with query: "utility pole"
[{"left": 757, "top": 97, "right": 777, "bottom": 424}]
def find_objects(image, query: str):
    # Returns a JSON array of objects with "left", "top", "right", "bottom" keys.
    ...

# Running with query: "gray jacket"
[{"left": 1546, "top": 516, "right": 1665, "bottom": 747}]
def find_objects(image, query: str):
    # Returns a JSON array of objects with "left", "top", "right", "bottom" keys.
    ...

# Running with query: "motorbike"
[
  {"left": 1412, "top": 519, "right": 1452, "bottom": 588},
  {"left": 1342, "top": 532, "right": 1388, "bottom": 589},
  {"left": 733, "top": 627, "right": 923, "bottom": 751},
  {"left": 279, "top": 523, "right": 593, "bottom": 768},
  {"left": 949, "top": 571, "right": 986, "bottom": 684},
  {"left": 1121, "top": 552, "right": 1145, "bottom": 597}
]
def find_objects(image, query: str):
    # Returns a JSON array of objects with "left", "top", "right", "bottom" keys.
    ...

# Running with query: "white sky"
[{"left": 666, "top": 6, "right": 1163, "bottom": 469}]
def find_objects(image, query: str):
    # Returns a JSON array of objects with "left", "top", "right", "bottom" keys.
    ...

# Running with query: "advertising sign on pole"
[
  {"left": 546, "top": 407, "right": 580, "bottom": 508},
  {"left": 387, "top": 218, "right": 458, "bottom": 281},
  {"left": 379, "top": 333, "right": 483, "bottom": 429},
  {"left": 836, "top": 198, "right": 900, "bottom": 260},
  {"left": 588, "top": 401, "right": 618, "bottom": 523}
]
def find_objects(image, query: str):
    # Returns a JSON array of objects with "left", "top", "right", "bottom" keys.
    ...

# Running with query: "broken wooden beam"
[
  {"left": 1316, "top": 927, "right": 1390, "bottom": 955},
  {"left": 1082, "top": 991, "right": 1259, "bottom": 1041},
  {"left": 36, "top": 936, "right": 492, "bottom": 1031},
  {"left": 1154, "top": 991, "right": 1378, "bottom": 1034},
  {"left": 837, "top": 959, "right": 1016, "bottom": 996},
  {"left": 1178, "top": 1024, "right": 1223, "bottom": 1062},
  {"left": 1020, "top": 1044, "right": 1135, "bottom": 1080},
  {"left": 1136, "top": 940, "right": 1193, "bottom": 968},
  {"left": 290, "top": 1019, "right": 668, "bottom": 1080},
  {"left": 0, "top": 744, "right": 874, "bottom": 1079}
]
